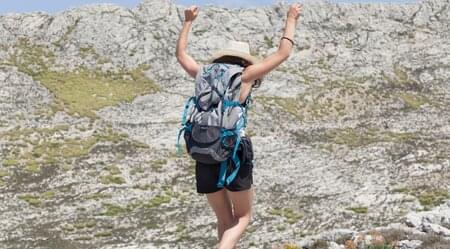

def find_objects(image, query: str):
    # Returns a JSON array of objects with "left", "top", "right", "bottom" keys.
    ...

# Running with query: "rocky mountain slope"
[{"left": 0, "top": 0, "right": 449, "bottom": 248}]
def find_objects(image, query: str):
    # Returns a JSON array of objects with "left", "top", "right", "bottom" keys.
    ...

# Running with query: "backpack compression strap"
[
  {"left": 216, "top": 108, "right": 247, "bottom": 188},
  {"left": 176, "top": 96, "right": 196, "bottom": 155}
]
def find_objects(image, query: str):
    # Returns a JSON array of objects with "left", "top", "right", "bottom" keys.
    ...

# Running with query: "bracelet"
[{"left": 281, "top": 36, "right": 295, "bottom": 46}]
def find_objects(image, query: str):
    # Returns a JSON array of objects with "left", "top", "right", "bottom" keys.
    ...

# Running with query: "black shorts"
[{"left": 195, "top": 137, "right": 254, "bottom": 194}]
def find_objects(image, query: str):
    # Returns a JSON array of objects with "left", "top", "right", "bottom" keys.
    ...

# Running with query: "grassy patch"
[
  {"left": 1, "top": 125, "right": 139, "bottom": 175},
  {"left": 37, "top": 65, "right": 159, "bottom": 120},
  {"left": 281, "top": 244, "right": 299, "bottom": 249},
  {"left": 257, "top": 96, "right": 305, "bottom": 120},
  {"left": 6, "top": 38, "right": 160, "bottom": 120},
  {"left": 42, "top": 190, "right": 55, "bottom": 199},
  {"left": 99, "top": 175, "right": 125, "bottom": 185},
  {"left": 269, "top": 207, "right": 303, "bottom": 224},
  {"left": 85, "top": 192, "right": 112, "bottom": 200},
  {"left": 264, "top": 35, "right": 274, "bottom": 48},
  {"left": 146, "top": 194, "right": 171, "bottom": 208},
  {"left": 150, "top": 159, "right": 167, "bottom": 171},
  {"left": 94, "top": 231, "right": 113, "bottom": 237},
  {"left": 346, "top": 206, "right": 368, "bottom": 214},
  {"left": 0, "top": 170, "right": 8, "bottom": 178},
  {"left": 399, "top": 92, "right": 429, "bottom": 109},
  {"left": 99, "top": 165, "right": 125, "bottom": 184},
  {"left": 18, "top": 194, "right": 42, "bottom": 207},
  {"left": 74, "top": 219, "right": 96, "bottom": 229},
  {"left": 25, "top": 160, "right": 41, "bottom": 173},
  {"left": 98, "top": 203, "right": 128, "bottom": 216},
  {"left": 2, "top": 158, "right": 19, "bottom": 167},
  {"left": 391, "top": 186, "right": 450, "bottom": 209},
  {"left": 257, "top": 80, "right": 383, "bottom": 121},
  {"left": 415, "top": 189, "right": 450, "bottom": 209},
  {"left": 324, "top": 128, "right": 418, "bottom": 148}
]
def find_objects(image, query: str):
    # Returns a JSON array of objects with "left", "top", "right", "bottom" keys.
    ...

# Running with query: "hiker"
[{"left": 176, "top": 3, "right": 301, "bottom": 249}]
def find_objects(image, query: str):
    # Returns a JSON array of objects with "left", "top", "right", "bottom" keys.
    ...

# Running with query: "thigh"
[
  {"left": 227, "top": 188, "right": 254, "bottom": 218},
  {"left": 226, "top": 136, "right": 254, "bottom": 192},
  {"left": 196, "top": 161, "right": 222, "bottom": 194},
  {"left": 206, "top": 189, "right": 234, "bottom": 223}
]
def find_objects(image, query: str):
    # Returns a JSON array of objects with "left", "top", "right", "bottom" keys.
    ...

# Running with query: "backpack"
[{"left": 176, "top": 63, "right": 251, "bottom": 188}]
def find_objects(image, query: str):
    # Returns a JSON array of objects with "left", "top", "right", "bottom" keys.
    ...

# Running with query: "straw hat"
[{"left": 209, "top": 40, "right": 261, "bottom": 65}]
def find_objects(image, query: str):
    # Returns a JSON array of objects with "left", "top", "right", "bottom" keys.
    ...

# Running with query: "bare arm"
[
  {"left": 176, "top": 6, "right": 200, "bottom": 79},
  {"left": 241, "top": 4, "right": 302, "bottom": 83}
]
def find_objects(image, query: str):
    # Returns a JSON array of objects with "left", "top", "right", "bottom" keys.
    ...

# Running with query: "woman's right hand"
[
  {"left": 184, "top": 6, "right": 199, "bottom": 22},
  {"left": 287, "top": 3, "right": 302, "bottom": 22}
]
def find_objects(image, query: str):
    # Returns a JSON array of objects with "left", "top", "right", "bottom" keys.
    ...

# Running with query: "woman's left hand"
[{"left": 185, "top": 6, "right": 199, "bottom": 22}]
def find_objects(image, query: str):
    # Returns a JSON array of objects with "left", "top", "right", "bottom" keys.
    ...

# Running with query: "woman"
[{"left": 176, "top": 3, "right": 301, "bottom": 249}]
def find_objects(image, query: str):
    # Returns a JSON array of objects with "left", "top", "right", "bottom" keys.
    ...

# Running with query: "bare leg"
[
  {"left": 206, "top": 189, "right": 235, "bottom": 241},
  {"left": 218, "top": 188, "right": 254, "bottom": 249}
]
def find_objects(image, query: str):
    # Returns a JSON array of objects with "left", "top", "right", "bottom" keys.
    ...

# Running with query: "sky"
[{"left": 0, "top": 0, "right": 419, "bottom": 14}]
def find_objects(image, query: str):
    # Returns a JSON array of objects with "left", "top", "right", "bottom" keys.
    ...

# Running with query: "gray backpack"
[{"left": 177, "top": 63, "right": 251, "bottom": 187}]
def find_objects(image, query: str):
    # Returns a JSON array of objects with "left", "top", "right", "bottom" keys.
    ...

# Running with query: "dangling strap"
[
  {"left": 216, "top": 114, "right": 246, "bottom": 187},
  {"left": 176, "top": 97, "right": 196, "bottom": 155},
  {"left": 225, "top": 135, "right": 242, "bottom": 185},
  {"left": 176, "top": 124, "right": 191, "bottom": 155},
  {"left": 217, "top": 160, "right": 228, "bottom": 188},
  {"left": 181, "top": 96, "right": 196, "bottom": 126}
]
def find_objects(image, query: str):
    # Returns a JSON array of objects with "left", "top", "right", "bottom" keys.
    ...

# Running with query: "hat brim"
[{"left": 209, "top": 49, "right": 261, "bottom": 65}]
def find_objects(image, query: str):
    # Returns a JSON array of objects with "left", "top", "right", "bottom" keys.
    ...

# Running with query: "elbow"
[
  {"left": 175, "top": 46, "right": 185, "bottom": 61},
  {"left": 176, "top": 51, "right": 185, "bottom": 63},
  {"left": 277, "top": 49, "right": 291, "bottom": 61}
]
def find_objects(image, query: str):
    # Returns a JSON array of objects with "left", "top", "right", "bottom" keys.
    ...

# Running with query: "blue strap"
[
  {"left": 177, "top": 96, "right": 195, "bottom": 156},
  {"left": 223, "top": 100, "right": 242, "bottom": 109},
  {"left": 181, "top": 96, "right": 196, "bottom": 126},
  {"left": 176, "top": 127, "right": 185, "bottom": 156},
  {"left": 225, "top": 135, "right": 242, "bottom": 185},
  {"left": 217, "top": 160, "right": 228, "bottom": 188},
  {"left": 216, "top": 113, "right": 247, "bottom": 187}
]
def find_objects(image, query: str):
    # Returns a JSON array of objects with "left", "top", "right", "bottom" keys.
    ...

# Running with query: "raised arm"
[
  {"left": 241, "top": 4, "right": 302, "bottom": 83},
  {"left": 176, "top": 6, "right": 200, "bottom": 79}
]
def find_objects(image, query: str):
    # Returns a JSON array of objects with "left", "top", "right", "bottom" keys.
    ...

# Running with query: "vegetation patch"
[
  {"left": 18, "top": 194, "right": 42, "bottom": 207},
  {"left": 85, "top": 192, "right": 112, "bottom": 200},
  {"left": 399, "top": 92, "right": 429, "bottom": 110},
  {"left": 150, "top": 159, "right": 167, "bottom": 171},
  {"left": 257, "top": 80, "right": 385, "bottom": 121},
  {"left": 264, "top": 35, "right": 274, "bottom": 48},
  {"left": 0, "top": 170, "right": 9, "bottom": 178},
  {"left": 269, "top": 207, "right": 303, "bottom": 224},
  {"left": 73, "top": 219, "right": 96, "bottom": 230},
  {"left": 94, "top": 231, "right": 113, "bottom": 237},
  {"left": 323, "top": 127, "right": 418, "bottom": 148},
  {"left": 391, "top": 186, "right": 450, "bottom": 209},
  {"left": 414, "top": 188, "right": 450, "bottom": 209},
  {"left": 99, "top": 164, "right": 125, "bottom": 185},
  {"left": 145, "top": 194, "right": 171, "bottom": 208},
  {"left": 1, "top": 125, "right": 141, "bottom": 177},
  {"left": 5, "top": 38, "right": 160, "bottom": 120},
  {"left": 346, "top": 206, "right": 369, "bottom": 214},
  {"left": 98, "top": 203, "right": 128, "bottom": 216},
  {"left": 99, "top": 175, "right": 125, "bottom": 185},
  {"left": 37, "top": 65, "right": 159, "bottom": 120},
  {"left": 17, "top": 189, "right": 57, "bottom": 207}
]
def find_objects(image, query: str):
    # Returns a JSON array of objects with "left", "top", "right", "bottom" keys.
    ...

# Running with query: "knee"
[
  {"left": 235, "top": 211, "right": 252, "bottom": 227},
  {"left": 217, "top": 217, "right": 234, "bottom": 230}
]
